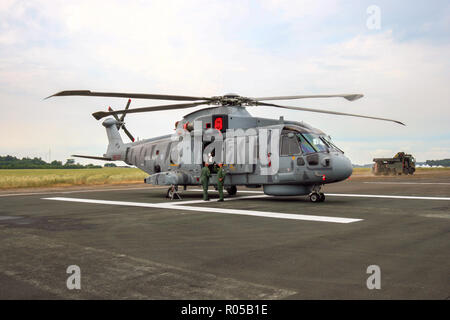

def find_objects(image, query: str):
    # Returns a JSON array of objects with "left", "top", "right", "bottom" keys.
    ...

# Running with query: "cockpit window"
[
  {"left": 281, "top": 135, "right": 301, "bottom": 155},
  {"left": 297, "top": 134, "right": 317, "bottom": 154},
  {"left": 302, "top": 133, "right": 329, "bottom": 152},
  {"left": 320, "top": 135, "right": 344, "bottom": 153},
  {"left": 282, "top": 131, "right": 344, "bottom": 155},
  {"left": 295, "top": 133, "right": 344, "bottom": 154}
]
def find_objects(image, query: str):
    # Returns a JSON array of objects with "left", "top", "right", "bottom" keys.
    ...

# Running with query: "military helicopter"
[{"left": 46, "top": 90, "right": 404, "bottom": 202}]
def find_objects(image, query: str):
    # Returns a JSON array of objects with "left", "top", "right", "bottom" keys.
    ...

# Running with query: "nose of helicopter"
[{"left": 330, "top": 154, "right": 353, "bottom": 181}]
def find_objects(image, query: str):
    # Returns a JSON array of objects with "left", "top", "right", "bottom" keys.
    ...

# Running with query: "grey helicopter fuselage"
[{"left": 102, "top": 104, "right": 353, "bottom": 196}]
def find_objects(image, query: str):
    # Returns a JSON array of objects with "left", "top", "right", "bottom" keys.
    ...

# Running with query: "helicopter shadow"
[{"left": 157, "top": 191, "right": 354, "bottom": 205}]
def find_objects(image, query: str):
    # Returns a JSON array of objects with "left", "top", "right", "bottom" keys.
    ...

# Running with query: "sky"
[{"left": 0, "top": 0, "right": 449, "bottom": 165}]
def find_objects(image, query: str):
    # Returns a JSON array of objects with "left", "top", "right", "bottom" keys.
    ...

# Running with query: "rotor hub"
[{"left": 209, "top": 93, "right": 255, "bottom": 106}]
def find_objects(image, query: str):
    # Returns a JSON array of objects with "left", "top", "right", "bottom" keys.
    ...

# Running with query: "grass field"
[
  {"left": 0, "top": 168, "right": 147, "bottom": 189},
  {"left": 0, "top": 167, "right": 449, "bottom": 190}
]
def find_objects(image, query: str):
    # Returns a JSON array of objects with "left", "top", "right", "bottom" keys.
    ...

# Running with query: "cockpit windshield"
[
  {"left": 320, "top": 135, "right": 344, "bottom": 153},
  {"left": 295, "top": 133, "right": 344, "bottom": 154},
  {"left": 297, "top": 134, "right": 317, "bottom": 154},
  {"left": 302, "top": 133, "right": 328, "bottom": 152}
]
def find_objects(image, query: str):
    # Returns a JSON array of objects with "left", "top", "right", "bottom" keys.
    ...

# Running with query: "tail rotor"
[{"left": 106, "top": 99, "right": 135, "bottom": 142}]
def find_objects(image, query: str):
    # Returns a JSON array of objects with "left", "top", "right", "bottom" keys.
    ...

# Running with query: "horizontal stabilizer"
[{"left": 71, "top": 154, "right": 112, "bottom": 161}]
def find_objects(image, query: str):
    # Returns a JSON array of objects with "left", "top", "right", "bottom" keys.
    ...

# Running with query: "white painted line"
[
  {"left": 363, "top": 182, "right": 450, "bottom": 185},
  {"left": 42, "top": 197, "right": 362, "bottom": 224},
  {"left": 169, "top": 205, "right": 361, "bottom": 224},
  {"left": 326, "top": 193, "right": 450, "bottom": 201},
  {"left": 0, "top": 186, "right": 166, "bottom": 198},
  {"left": 44, "top": 197, "right": 163, "bottom": 208}
]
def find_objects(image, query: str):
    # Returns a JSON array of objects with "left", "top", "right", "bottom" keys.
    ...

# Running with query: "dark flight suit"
[
  {"left": 200, "top": 166, "right": 211, "bottom": 200},
  {"left": 217, "top": 166, "right": 225, "bottom": 201}
]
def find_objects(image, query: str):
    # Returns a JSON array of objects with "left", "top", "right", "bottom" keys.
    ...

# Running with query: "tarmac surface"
[{"left": 0, "top": 174, "right": 449, "bottom": 299}]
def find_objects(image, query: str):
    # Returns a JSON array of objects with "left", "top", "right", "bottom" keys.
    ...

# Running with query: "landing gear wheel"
[
  {"left": 226, "top": 186, "right": 237, "bottom": 196},
  {"left": 166, "top": 185, "right": 181, "bottom": 200},
  {"left": 318, "top": 192, "right": 325, "bottom": 202},
  {"left": 309, "top": 192, "right": 321, "bottom": 203}
]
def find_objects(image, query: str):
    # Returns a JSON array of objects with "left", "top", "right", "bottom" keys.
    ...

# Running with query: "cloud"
[{"left": 0, "top": 0, "right": 449, "bottom": 165}]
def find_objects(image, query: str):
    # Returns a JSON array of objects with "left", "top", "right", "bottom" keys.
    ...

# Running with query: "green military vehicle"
[{"left": 372, "top": 152, "right": 416, "bottom": 176}]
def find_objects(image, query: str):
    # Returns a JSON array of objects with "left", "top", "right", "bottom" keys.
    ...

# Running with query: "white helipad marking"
[
  {"left": 326, "top": 193, "right": 450, "bottom": 201},
  {"left": 0, "top": 186, "right": 166, "bottom": 197},
  {"left": 363, "top": 182, "right": 450, "bottom": 185},
  {"left": 42, "top": 197, "right": 362, "bottom": 224}
]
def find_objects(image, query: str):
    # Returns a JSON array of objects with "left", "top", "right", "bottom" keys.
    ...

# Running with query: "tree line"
[
  {"left": 0, "top": 155, "right": 114, "bottom": 169},
  {"left": 425, "top": 159, "right": 450, "bottom": 167}
]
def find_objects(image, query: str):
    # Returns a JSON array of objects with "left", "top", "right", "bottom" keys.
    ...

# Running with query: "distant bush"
[
  {"left": 426, "top": 159, "right": 450, "bottom": 167},
  {"left": 0, "top": 155, "right": 101, "bottom": 169},
  {"left": 104, "top": 163, "right": 117, "bottom": 167}
]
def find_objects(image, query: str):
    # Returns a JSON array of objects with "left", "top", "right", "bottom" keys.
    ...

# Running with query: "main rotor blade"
[
  {"left": 92, "top": 101, "right": 210, "bottom": 120},
  {"left": 256, "top": 101, "right": 405, "bottom": 125},
  {"left": 253, "top": 94, "right": 364, "bottom": 102},
  {"left": 46, "top": 90, "right": 212, "bottom": 101}
]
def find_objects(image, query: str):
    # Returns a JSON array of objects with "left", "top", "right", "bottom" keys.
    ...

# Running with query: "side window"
[
  {"left": 143, "top": 146, "right": 148, "bottom": 160},
  {"left": 281, "top": 136, "right": 290, "bottom": 156},
  {"left": 281, "top": 135, "right": 301, "bottom": 155},
  {"left": 149, "top": 145, "right": 155, "bottom": 159},
  {"left": 128, "top": 148, "right": 134, "bottom": 164},
  {"left": 129, "top": 148, "right": 134, "bottom": 160},
  {"left": 139, "top": 146, "right": 145, "bottom": 164},
  {"left": 134, "top": 147, "right": 139, "bottom": 164},
  {"left": 129, "top": 147, "right": 138, "bottom": 164},
  {"left": 165, "top": 142, "right": 172, "bottom": 161},
  {"left": 129, "top": 148, "right": 137, "bottom": 164},
  {"left": 288, "top": 137, "right": 301, "bottom": 155}
]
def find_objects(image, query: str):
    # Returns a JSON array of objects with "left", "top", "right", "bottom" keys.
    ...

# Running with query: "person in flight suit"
[
  {"left": 217, "top": 163, "right": 226, "bottom": 202},
  {"left": 200, "top": 161, "right": 211, "bottom": 201}
]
